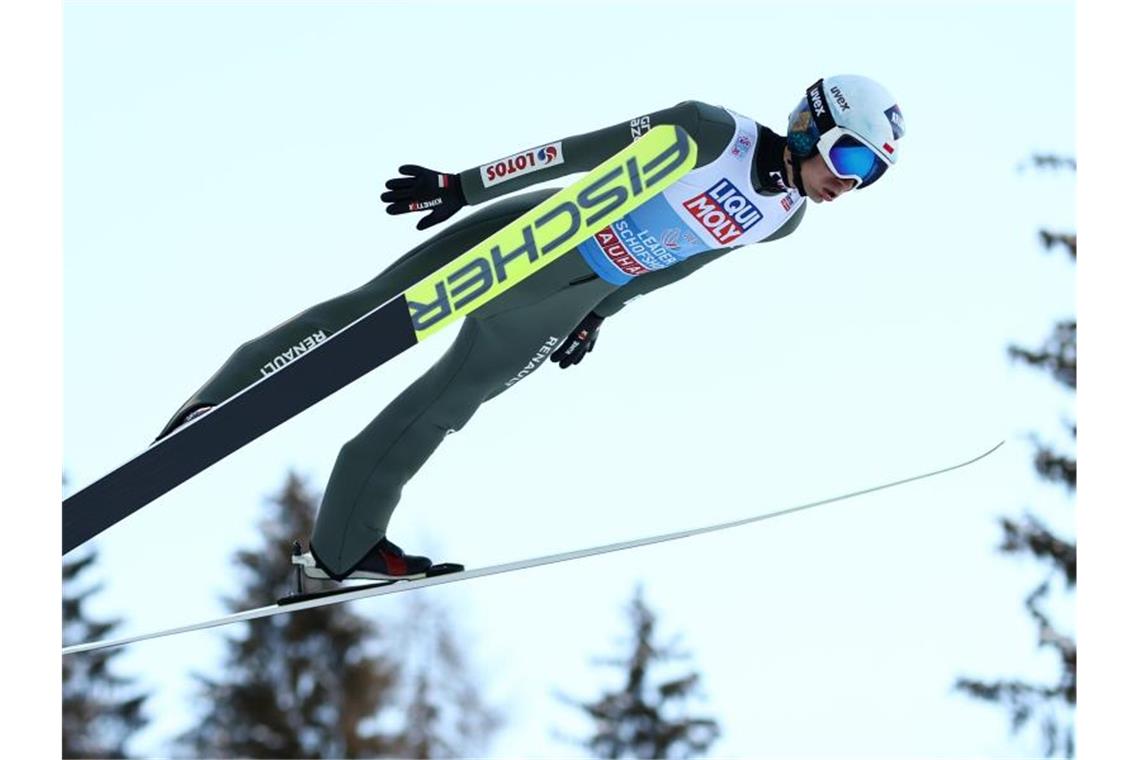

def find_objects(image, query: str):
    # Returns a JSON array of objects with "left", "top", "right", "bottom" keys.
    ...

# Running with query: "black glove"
[
  {"left": 550, "top": 312, "right": 605, "bottom": 369},
  {"left": 380, "top": 164, "right": 466, "bottom": 231}
]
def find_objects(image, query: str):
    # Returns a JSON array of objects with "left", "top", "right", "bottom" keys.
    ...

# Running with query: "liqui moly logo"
[{"left": 682, "top": 179, "right": 762, "bottom": 244}]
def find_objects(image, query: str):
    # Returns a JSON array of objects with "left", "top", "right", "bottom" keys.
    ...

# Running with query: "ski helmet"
[{"left": 786, "top": 75, "right": 905, "bottom": 189}]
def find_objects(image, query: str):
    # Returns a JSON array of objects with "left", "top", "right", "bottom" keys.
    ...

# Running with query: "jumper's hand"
[
  {"left": 380, "top": 165, "right": 466, "bottom": 231},
  {"left": 550, "top": 312, "right": 605, "bottom": 369}
]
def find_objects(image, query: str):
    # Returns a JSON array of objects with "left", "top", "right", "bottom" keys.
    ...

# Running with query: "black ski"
[
  {"left": 63, "top": 298, "right": 417, "bottom": 554},
  {"left": 62, "top": 125, "right": 698, "bottom": 554}
]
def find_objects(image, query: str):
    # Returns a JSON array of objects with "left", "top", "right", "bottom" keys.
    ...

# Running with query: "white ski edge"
[{"left": 63, "top": 441, "right": 1004, "bottom": 656}]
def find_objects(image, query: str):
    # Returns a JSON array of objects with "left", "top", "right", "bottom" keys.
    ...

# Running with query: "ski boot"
[
  {"left": 294, "top": 537, "right": 442, "bottom": 582},
  {"left": 154, "top": 403, "right": 215, "bottom": 442},
  {"left": 285, "top": 539, "right": 464, "bottom": 603}
]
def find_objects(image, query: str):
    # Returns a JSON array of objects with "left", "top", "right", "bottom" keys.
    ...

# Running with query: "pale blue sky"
[{"left": 60, "top": 1, "right": 1079, "bottom": 757}]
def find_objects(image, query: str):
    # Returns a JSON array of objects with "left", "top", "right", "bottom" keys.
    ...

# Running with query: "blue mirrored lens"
[{"left": 828, "top": 135, "right": 888, "bottom": 187}]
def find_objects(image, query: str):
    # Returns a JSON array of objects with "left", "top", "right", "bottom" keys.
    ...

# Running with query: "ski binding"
[{"left": 279, "top": 540, "right": 464, "bottom": 606}]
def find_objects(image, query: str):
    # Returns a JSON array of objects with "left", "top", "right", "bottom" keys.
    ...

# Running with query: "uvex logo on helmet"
[
  {"left": 809, "top": 85, "right": 826, "bottom": 117},
  {"left": 788, "top": 74, "right": 905, "bottom": 185},
  {"left": 829, "top": 86, "right": 852, "bottom": 111}
]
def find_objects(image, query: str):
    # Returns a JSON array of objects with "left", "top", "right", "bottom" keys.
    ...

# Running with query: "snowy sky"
[{"left": 49, "top": 1, "right": 1094, "bottom": 756}]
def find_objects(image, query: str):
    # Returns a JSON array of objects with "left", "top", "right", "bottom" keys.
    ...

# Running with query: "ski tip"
[
  {"left": 929, "top": 440, "right": 1006, "bottom": 477},
  {"left": 977, "top": 440, "right": 1006, "bottom": 460},
  {"left": 427, "top": 562, "right": 464, "bottom": 577}
]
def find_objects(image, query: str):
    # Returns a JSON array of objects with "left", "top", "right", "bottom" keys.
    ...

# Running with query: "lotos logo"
[
  {"left": 829, "top": 85, "right": 851, "bottom": 111},
  {"left": 480, "top": 142, "right": 565, "bottom": 187},
  {"left": 408, "top": 126, "right": 694, "bottom": 335},
  {"left": 682, "top": 179, "right": 762, "bottom": 245},
  {"left": 884, "top": 104, "right": 906, "bottom": 140}
]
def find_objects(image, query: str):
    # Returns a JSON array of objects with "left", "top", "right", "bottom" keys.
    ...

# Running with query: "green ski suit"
[{"left": 160, "top": 101, "right": 806, "bottom": 575}]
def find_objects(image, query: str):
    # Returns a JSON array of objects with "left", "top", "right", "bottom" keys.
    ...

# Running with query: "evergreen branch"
[
  {"left": 998, "top": 514, "right": 1076, "bottom": 586},
  {"left": 1008, "top": 320, "right": 1076, "bottom": 390},
  {"left": 1030, "top": 437, "right": 1076, "bottom": 492},
  {"left": 1020, "top": 154, "right": 1076, "bottom": 172},
  {"left": 1039, "top": 229, "right": 1077, "bottom": 260}
]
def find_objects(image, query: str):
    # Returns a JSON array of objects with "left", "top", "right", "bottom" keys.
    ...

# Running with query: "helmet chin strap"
[{"left": 787, "top": 152, "right": 808, "bottom": 196}]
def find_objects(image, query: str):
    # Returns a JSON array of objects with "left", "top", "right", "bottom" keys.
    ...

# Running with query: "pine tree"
[
  {"left": 560, "top": 586, "right": 720, "bottom": 759},
  {"left": 955, "top": 154, "right": 1076, "bottom": 758},
  {"left": 62, "top": 550, "right": 149, "bottom": 759},
  {"left": 178, "top": 471, "right": 501, "bottom": 758},
  {"left": 178, "top": 472, "right": 404, "bottom": 757},
  {"left": 386, "top": 594, "right": 502, "bottom": 758}
]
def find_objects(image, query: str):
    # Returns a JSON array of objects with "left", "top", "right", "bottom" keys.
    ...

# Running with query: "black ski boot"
[
  {"left": 154, "top": 403, "right": 215, "bottom": 442},
  {"left": 299, "top": 537, "right": 434, "bottom": 581}
]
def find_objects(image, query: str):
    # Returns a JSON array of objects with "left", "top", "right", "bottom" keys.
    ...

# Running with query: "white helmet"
[{"left": 787, "top": 75, "right": 905, "bottom": 188}]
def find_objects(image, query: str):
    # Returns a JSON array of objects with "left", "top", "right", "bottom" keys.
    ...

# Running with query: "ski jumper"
[{"left": 158, "top": 101, "right": 808, "bottom": 576}]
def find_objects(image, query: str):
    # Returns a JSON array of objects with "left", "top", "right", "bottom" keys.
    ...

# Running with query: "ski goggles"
[
  {"left": 817, "top": 129, "right": 890, "bottom": 188},
  {"left": 805, "top": 80, "right": 891, "bottom": 189}
]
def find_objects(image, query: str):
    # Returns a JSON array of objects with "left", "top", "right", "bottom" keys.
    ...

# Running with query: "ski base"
[
  {"left": 62, "top": 442, "right": 1004, "bottom": 657},
  {"left": 278, "top": 562, "right": 465, "bottom": 606}
]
